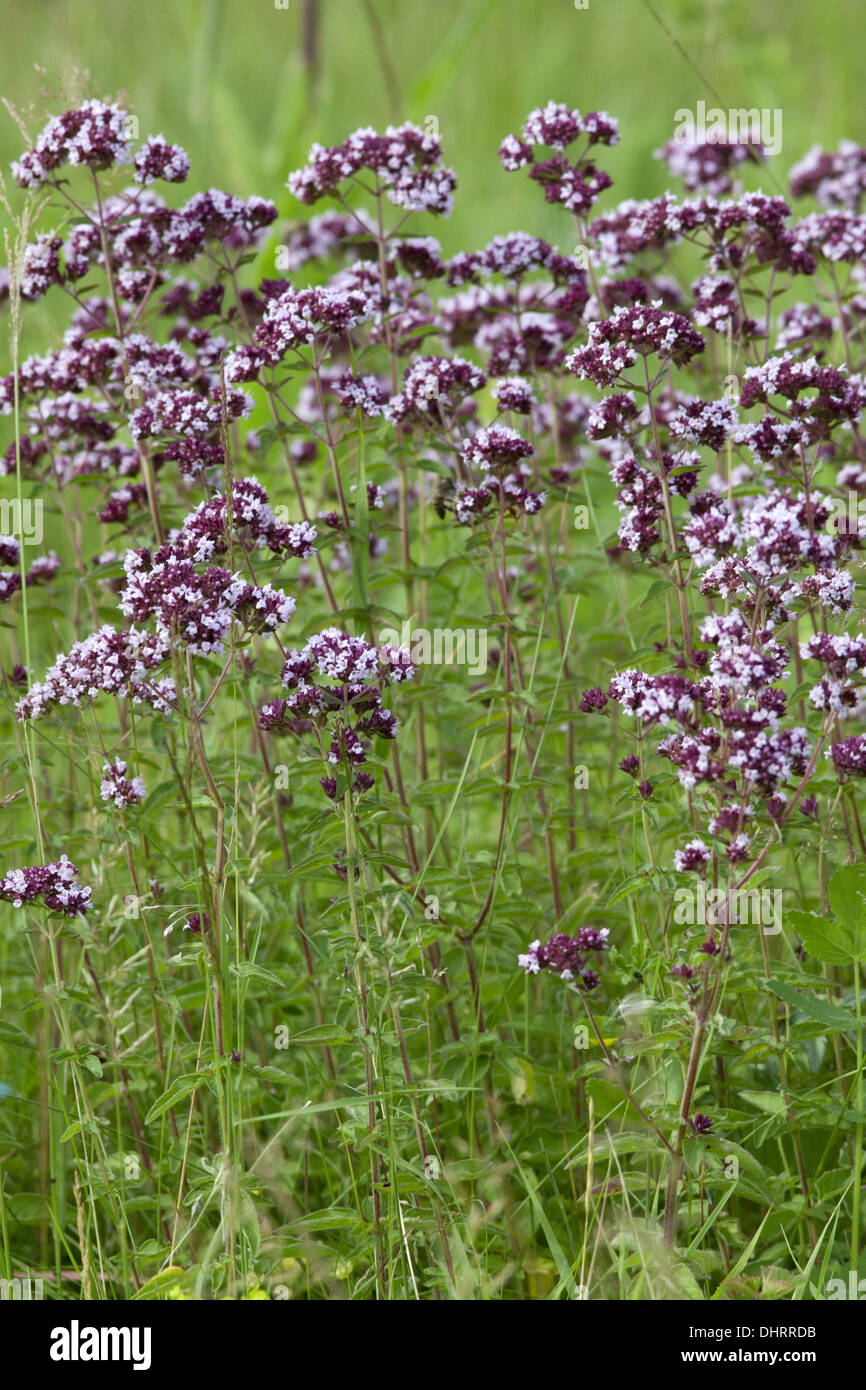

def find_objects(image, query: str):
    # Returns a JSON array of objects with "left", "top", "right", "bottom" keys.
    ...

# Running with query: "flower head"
[
  {"left": 288, "top": 124, "right": 457, "bottom": 216},
  {"left": 0, "top": 856, "right": 92, "bottom": 915},
  {"left": 518, "top": 927, "right": 609, "bottom": 989},
  {"left": 13, "top": 101, "right": 132, "bottom": 187}
]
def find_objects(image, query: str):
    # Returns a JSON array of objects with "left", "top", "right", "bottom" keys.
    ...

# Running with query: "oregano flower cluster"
[
  {"left": 3, "top": 90, "right": 866, "bottom": 1282},
  {"left": 0, "top": 96, "right": 863, "bottom": 940}
]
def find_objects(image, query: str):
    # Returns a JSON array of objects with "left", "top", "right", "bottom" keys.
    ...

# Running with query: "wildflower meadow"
[{"left": 1, "top": 0, "right": 866, "bottom": 1338}]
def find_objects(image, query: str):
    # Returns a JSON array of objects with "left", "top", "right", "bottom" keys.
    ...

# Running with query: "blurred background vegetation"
[{"left": 0, "top": 0, "right": 863, "bottom": 256}]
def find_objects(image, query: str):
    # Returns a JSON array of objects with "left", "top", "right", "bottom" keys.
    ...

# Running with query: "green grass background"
[{"left": 1, "top": 0, "right": 863, "bottom": 256}]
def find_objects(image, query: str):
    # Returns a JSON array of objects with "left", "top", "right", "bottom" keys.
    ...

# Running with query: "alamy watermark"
[
  {"left": 0, "top": 497, "right": 43, "bottom": 545},
  {"left": 673, "top": 100, "right": 783, "bottom": 158},
  {"left": 827, "top": 491, "right": 866, "bottom": 536},
  {"left": 377, "top": 619, "right": 487, "bottom": 676},
  {"left": 825, "top": 1273, "right": 866, "bottom": 1299},
  {"left": 673, "top": 884, "right": 782, "bottom": 934},
  {"left": 49, "top": 1320, "right": 151, "bottom": 1370},
  {"left": 1, "top": 1274, "right": 43, "bottom": 1300}
]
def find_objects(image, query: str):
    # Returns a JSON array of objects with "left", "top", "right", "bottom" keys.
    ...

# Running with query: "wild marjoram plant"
[{"left": 1, "top": 88, "right": 866, "bottom": 1300}]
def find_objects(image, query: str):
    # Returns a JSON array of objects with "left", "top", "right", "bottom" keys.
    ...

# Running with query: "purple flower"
[
  {"left": 227, "top": 285, "right": 376, "bottom": 376},
  {"left": 674, "top": 838, "right": 711, "bottom": 873},
  {"left": 492, "top": 376, "right": 536, "bottom": 414},
  {"left": 119, "top": 549, "right": 295, "bottom": 655},
  {"left": 567, "top": 303, "right": 705, "bottom": 387},
  {"left": 657, "top": 135, "right": 764, "bottom": 196},
  {"left": 580, "top": 687, "right": 608, "bottom": 713},
  {"left": 287, "top": 123, "right": 457, "bottom": 216},
  {"left": 829, "top": 735, "right": 866, "bottom": 777},
  {"left": 133, "top": 135, "right": 190, "bottom": 185},
  {"left": 98, "top": 484, "right": 149, "bottom": 525},
  {"left": 13, "top": 101, "right": 133, "bottom": 187},
  {"left": 498, "top": 105, "right": 617, "bottom": 216},
  {"left": 260, "top": 628, "right": 415, "bottom": 792},
  {"left": 587, "top": 392, "right": 639, "bottom": 441},
  {"left": 171, "top": 477, "right": 317, "bottom": 563},
  {"left": 461, "top": 425, "right": 533, "bottom": 475},
  {"left": 790, "top": 140, "right": 866, "bottom": 211},
  {"left": 279, "top": 211, "right": 372, "bottom": 271},
  {"left": 518, "top": 927, "right": 609, "bottom": 989},
  {"left": 16, "top": 625, "right": 176, "bottom": 723},
  {"left": 385, "top": 355, "right": 486, "bottom": 428},
  {"left": 20, "top": 233, "right": 63, "bottom": 300},
  {"left": 129, "top": 387, "right": 252, "bottom": 455},
  {"left": 335, "top": 372, "right": 389, "bottom": 419},
  {"left": 100, "top": 758, "right": 145, "bottom": 809},
  {"left": 688, "top": 1112, "right": 714, "bottom": 1135},
  {"left": 0, "top": 856, "right": 92, "bottom": 915}
]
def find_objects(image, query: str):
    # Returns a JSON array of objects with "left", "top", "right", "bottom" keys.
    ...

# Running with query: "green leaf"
[
  {"left": 506, "top": 1056, "right": 536, "bottom": 1104},
  {"left": 766, "top": 977, "right": 856, "bottom": 1031},
  {"left": 639, "top": 578, "right": 672, "bottom": 609},
  {"left": 787, "top": 909, "right": 851, "bottom": 965},
  {"left": 144, "top": 1073, "right": 210, "bottom": 1125},
  {"left": 827, "top": 865, "right": 866, "bottom": 960},
  {"left": 740, "top": 1089, "right": 787, "bottom": 1115},
  {"left": 606, "top": 870, "right": 653, "bottom": 907},
  {"left": 299, "top": 1207, "right": 360, "bottom": 1231},
  {"left": 289, "top": 1024, "right": 353, "bottom": 1047},
  {"left": 230, "top": 961, "right": 285, "bottom": 988},
  {"left": 131, "top": 1267, "right": 187, "bottom": 1301}
]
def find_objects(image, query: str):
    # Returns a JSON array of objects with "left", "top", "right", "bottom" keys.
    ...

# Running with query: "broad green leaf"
[
  {"left": 766, "top": 976, "right": 856, "bottom": 1031},
  {"left": 787, "top": 909, "right": 851, "bottom": 965},
  {"left": 740, "top": 1089, "right": 787, "bottom": 1115},
  {"left": 827, "top": 865, "right": 866, "bottom": 960}
]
